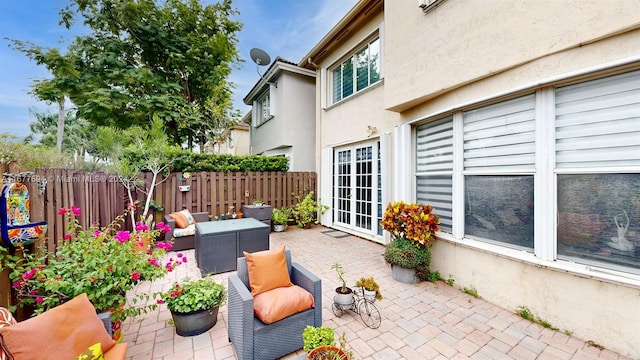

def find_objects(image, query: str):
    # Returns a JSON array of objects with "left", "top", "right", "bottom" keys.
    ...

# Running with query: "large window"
[
  {"left": 414, "top": 68, "right": 640, "bottom": 274},
  {"left": 555, "top": 70, "right": 640, "bottom": 272},
  {"left": 463, "top": 95, "right": 536, "bottom": 250},
  {"left": 332, "top": 37, "right": 381, "bottom": 104}
]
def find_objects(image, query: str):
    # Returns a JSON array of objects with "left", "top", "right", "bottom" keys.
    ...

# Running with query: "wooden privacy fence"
[{"left": 0, "top": 164, "right": 316, "bottom": 308}]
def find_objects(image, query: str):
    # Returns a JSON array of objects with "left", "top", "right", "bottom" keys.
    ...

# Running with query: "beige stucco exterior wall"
[
  {"left": 250, "top": 70, "right": 316, "bottom": 172},
  {"left": 309, "top": 0, "right": 640, "bottom": 357},
  {"left": 315, "top": 10, "right": 400, "bottom": 158},
  {"left": 384, "top": 0, "right": 640, "bottom": 113},
  {"left": 431, "top": 240, "right": 640, "bottom": 357},
  {"left": 380, "top": 1, "right": 640, "bottom": 357}
]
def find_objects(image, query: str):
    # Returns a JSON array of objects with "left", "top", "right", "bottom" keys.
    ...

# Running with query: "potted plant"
[
  {"left": 156, "top": 275, "right": 226, "bottom": 336},
  {"left": 354, "top": 276, "right": 383, "bottom": 302},
  {"left": 381, "top": 201, "right": 440, "bottom": 284},
  {"left": 302, "top": 326, "right": 351, "bottom": 360},
  {"left": 292, "top": 191, "right": 329, "bottom": 228},
  {"left": 331, "top": 263, "right": 353, "bottom": 309},
  {"left": 2, "top": 205, "right": 183, "bottom": 341},
  {"left": 272, "top": 207, "right": 290, "bottom": 232}
]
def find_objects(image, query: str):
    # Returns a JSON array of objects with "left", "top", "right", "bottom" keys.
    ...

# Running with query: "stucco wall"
[
  {"left": 384, "top": 0, "right": 640, "bottom": 112},
  {"left": 431, "top": 239, "right": 640, "bottom": 358},
  {"left": 251, "top": 71, "right": 316, "bottom": 172}
]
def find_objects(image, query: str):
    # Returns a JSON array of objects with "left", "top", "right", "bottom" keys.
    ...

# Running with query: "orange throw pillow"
[
  {"left": 244, "top": 246, "right": 292, "bottom": 296},
  {"left": 169, "top": 209, "right": 195, "bottom": 229},
  {"left": 253, "top": 285, "right": 314, "bottom": 324},
  {"left": 0, "top": 293, "right": 115, "bottom": 360}
]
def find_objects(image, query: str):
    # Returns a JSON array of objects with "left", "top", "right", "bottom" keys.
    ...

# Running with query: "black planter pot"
[{"left": 170, "top": 306, "right": 219, "bottom": 336}]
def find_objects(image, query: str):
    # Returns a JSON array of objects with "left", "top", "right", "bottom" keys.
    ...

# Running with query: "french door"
[{"left": 333, "top": 142, "right": 379, "bottom": 234}]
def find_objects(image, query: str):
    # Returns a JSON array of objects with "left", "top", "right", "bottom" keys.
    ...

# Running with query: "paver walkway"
[{"left": 123, "top": 225, "right": 630, "bottom": 360}]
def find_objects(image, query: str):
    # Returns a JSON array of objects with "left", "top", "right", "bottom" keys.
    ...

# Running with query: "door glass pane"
[
  {"left": 465, "top": 175, "right": 534, "bottom": 250},
  {"left": 336, "top": 150, "right": 351, "bottom": 224},
  {"left": 557, "top": 174, "right": 640, "bottom": 274},
  {"left": 355, "top": 146, "right": 373, "bottom": 230}
]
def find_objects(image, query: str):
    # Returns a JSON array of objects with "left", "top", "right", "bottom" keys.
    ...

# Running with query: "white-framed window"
[
  {"left": 415, "top": 68, "right": 640, "bottom": 274},
  {"left": 331, "top": 36, "right": 381, "bottom": 104},
  {"left": 254, "top": 90, "right": 273, "bottom": 126}
]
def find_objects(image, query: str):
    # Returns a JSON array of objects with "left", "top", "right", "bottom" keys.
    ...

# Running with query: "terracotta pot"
[{"left": 307, "top": 345, "right": 350, "bottom": 360}]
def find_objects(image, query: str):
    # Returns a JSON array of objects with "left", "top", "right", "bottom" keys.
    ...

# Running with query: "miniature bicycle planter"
[{"left": 332, "top": 286, "right": 381, "bottom": 329}]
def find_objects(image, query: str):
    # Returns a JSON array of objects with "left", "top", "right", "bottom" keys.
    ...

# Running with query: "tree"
[
  {"left": 27, "top": 109, "right": 94, "bottom": 159},
  {"left": 5, "top": 43, "right": 80, "bottom": 152},
  {"left": 58, "top": 0, "right": 243, "bottom": 149}
]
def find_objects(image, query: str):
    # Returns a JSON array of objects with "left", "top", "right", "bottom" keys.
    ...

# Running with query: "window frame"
[
  {"left": 414, "top": 67, "right": 640, "bottom": 278},
  {"left": 330, "top": 35, "right": 382, "bottom": 105},
  {"left": 253, "top": 89, "right": 274, "bottom": 127}
]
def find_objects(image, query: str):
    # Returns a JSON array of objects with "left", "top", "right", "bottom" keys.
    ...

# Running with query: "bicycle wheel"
[
  {"left": 358, "top": 300, "right": 381, "bottom": 329},
  {"left": 332, "top": 302, "right": 344, "bottom": 317}
]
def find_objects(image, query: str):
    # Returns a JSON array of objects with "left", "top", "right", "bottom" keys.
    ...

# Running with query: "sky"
[{"left": 0, "top": 0, "right": 357, "bottom": 140}]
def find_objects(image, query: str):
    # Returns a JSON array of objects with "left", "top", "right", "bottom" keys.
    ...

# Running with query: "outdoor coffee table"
[{"left": 195, "top": 218, "right": 270, "bottom": 274}]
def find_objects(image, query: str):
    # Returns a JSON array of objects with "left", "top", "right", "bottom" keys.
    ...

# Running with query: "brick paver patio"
[{"left": 123, "top": 225, "right": 629, "bottom": 360}]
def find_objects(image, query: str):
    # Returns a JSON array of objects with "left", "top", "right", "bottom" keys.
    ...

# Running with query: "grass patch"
[
  {"left": 462, "top": 286, "right": 479, "bottom": 298},
  {"left": 515, "top": 306, "right": 558, "bottom": 331}
]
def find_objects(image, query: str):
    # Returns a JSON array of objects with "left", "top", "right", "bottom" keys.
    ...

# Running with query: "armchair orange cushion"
[
  {"left": 0, "top": 293, "right": 116, "bottom": 360},
  {"left": 253, "top": 285, "right": 314, "bottom": 324},
  {"left": 243, "top": 246, "right": 293, "bottom": 296}
]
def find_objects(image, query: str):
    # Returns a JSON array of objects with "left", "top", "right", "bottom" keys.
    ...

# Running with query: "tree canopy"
[{"left": 10, "top": 0, "right": 243, "bottom": 151}]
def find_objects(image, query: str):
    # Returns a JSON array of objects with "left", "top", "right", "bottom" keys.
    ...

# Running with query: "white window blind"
[
  {"left": 416, "top": 116, "right": 454, "bottom": 173},
  {"left": 416, "top": 117, "right": 454, "bottom": 232},
  {"left": 463, "top": 95, "right": 536, "bottom": 171},
  {"left": 555, "top": 70, "right": 640, "bottom": 168}
]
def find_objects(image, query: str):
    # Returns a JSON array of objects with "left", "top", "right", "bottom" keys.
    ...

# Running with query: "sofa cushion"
[
  {"left": 243, "top": 246, "right": 292, "bottom": 296},
  {"left": 173, "top": 224, "right": 196, "bottom": 238},
  {"left": 169, "top": 209, "right": 196, "bottom": 229},
  {"left": 76, "top": 342, "right": 105, "bottom": 360},
  {"left": 0, "top": 293, "right": 115, "bottom": 360},
  {"left": 253, "top": 285, "right": 314, "bottom": 324}
]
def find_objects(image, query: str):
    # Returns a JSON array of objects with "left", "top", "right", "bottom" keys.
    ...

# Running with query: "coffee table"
[{"left": 195, "top": 218, "right": 270, "bottom": 274}]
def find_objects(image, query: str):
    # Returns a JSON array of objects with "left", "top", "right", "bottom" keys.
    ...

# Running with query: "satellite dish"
[
  {"left": 250, "top": 48, "right": 271, "bottom": 66},
  {"left": 250, "top": 48, "right": 276, "bottom": 87}
]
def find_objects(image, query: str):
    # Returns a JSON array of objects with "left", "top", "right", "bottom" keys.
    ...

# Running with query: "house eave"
[{"left": 243, "top": 62, "right": 316, "bottom": 105}]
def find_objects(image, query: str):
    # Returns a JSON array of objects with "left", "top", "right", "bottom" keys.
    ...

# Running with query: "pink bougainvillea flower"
[
  {"left": 64, "top": 234, "right": 72, "bottom": 240},
  {"left": 114, "top": 231, "right": 131, "bottom": 243},
  {"left": 135, "top": 222, "right": 149, "bottom": 232},
  {"left": 71, "top": 205, "right": 81, "bottom": 216},
  {"left": 156, "top": 222, "right": 166, "bottom": 229},
  {"left": 177, "top": 253, "right": 184, "bottom": 258},
  {"left": 131, "top": 272, "right": 141, "bottom": 281},
  {"left": 57, "top": 207, "right": 67, "bottom": 215},
  {"left": 12, "top": 280, "right": 23, "bottom": 289},
  {"left": 156, "top": 299, "right": 164, "bottom": 304},
  {"left": 35, "top": 297, "right": 44, "bottom": 303},
  {"left": 22, "top": 268, "right": 37, "bottom": 280},
  {"left": 93, "top": 230, "right": 102, "bottom": 238}
]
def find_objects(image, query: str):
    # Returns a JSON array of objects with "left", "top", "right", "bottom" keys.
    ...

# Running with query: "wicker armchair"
[
  {"left": 163, "top": 211, "right": 210, "bottom": 251},
  {"left": 228, "top": 250, "right": 322, "bottom": 360}
]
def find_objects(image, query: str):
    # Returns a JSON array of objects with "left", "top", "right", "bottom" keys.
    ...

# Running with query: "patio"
[{"left": 123, "top": 226, "right": 628, "bottom": 360}]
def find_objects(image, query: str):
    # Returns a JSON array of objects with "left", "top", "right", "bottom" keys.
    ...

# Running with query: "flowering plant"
[
  {"left": 380, "top": 201, "right": 440, "bottom": 247},
  {"left": 156, "top": 276, "right": 226, "bottom": 314},
  {"left": 3, "top": 205, "right": 184, "bottom": 324}
]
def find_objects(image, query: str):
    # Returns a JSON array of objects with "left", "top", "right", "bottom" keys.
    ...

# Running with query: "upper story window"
[
  {"left": 331, "top": 36, "right": 381, "bottom": 104},
  {"left": 254, "top": 89, "right": 273, "bottom": 126}
]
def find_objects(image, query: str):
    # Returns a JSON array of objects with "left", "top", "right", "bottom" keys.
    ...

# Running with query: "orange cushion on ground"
[
  {"left": 0, "top": 293, "right": 115, "bottom": 360},
  {"left": 243, "top": 246, "right": 292, "bottom": 296},
  {"left": 253, "top": 285, "right": 314, "bottom": 324}
]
